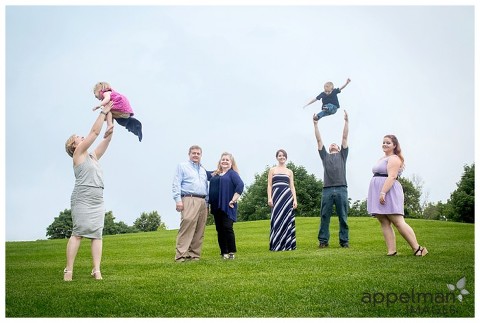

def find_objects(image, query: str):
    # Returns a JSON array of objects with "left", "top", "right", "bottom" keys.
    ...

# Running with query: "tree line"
[
  {"left": 46, "top": 210, "right": 166, "bottom": 239},
  {"left": 236, "top": 162, "right": 474, "bottom": 223},
  {"left": 47, "top": 162, "right": 474, "bottom": 239}
]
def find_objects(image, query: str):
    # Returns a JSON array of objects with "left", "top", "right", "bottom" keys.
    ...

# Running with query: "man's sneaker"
[
  {"left": 340, "top": 243, "right": 350, "bottom": 248},
  {"left": 319, "top": 243, "right": 329, "bottom": 248},
  {"left": 222, "top": 254, "right": 229, "bottom": 260},
  {"left": 228, "top": 253, "right": 235, "bottom": 260}
]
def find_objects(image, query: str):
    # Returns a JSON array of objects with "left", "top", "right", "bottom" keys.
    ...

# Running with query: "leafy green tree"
[
  {"left": 47, "top": 209, "right": 136, "bottom": 239},
  {"left": 422, "top": 201, "right": 448, "bottom": 221},
  {"left": 398, "top": 176, "right": 422, "bottom": 218},
  {"left": 237, "top": 162, "right": 323, "bottom": 221},
  {"left": 206, "top": 213, "right": 215, "bottom": 226},
  {"left": 348, "top": 199, "right": 368, "bottom": 217},
  {"left": 103, "top": 211, "right": 137, "bottom": 235},
  {"left": 103, "top": 211, "right": 118, "bottom": 235},
  {"left": 133, "top": 211, "right": 167, "bottom": 232},
  {"left": 46, "top": 209, "right": 73, "bottom": 239},
  {"left": 288, "top": 162, "right": 323, "bottom": 217},
  {"left": 237, "top": 167, "right": 270, "bottom": 221},
  {"left": 115, "top": 221, "right": 137, "bottom": 234},
  {"left": 445, "top": 163, "right": 475, "bottom": 223}
]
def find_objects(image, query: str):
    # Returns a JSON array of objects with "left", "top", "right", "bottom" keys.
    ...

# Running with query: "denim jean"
[
  {"left": 318, "top": 186, "right": 349, "bottom": 245},
  {"left": 316, "top": 103, "right": 339, "bottom": 120}
]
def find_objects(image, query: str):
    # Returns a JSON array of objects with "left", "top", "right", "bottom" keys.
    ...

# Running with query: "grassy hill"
[{"left": 5, "top": 217, "right": 474, "bottom": 317}]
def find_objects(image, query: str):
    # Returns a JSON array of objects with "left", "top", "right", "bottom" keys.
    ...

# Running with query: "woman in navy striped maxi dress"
[{"left": 267, "top": 149, "right": 298, "bottom": 251}]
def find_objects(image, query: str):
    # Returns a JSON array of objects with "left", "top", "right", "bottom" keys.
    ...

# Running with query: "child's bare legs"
[{"left": 104, "top": 112, "right": 114, "bottom": 138}]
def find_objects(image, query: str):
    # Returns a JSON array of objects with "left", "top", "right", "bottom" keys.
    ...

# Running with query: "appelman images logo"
[
  {"left": 361, "top": 276, "right": 471, "bottom": 315},
  {"left": 447, "top": 276, "right": 470, "bottom": 302}
]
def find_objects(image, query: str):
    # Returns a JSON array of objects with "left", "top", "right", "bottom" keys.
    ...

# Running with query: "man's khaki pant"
[{"left": 175, "top": 197, "right": 208, "bottom": 260}]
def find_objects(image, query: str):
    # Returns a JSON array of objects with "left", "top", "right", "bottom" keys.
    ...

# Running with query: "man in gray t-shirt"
[{"left": 313, "top": 110, "right": 349, "bottom": 248}]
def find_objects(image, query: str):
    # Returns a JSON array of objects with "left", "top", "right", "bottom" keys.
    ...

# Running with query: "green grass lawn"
[{"left": 5, "top": 217, "right": 474, "bottom": 318}]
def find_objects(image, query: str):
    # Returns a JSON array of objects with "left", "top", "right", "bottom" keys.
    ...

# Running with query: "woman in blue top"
[{"left": 208, "top": 152, "right": 244, "bottom": 260}]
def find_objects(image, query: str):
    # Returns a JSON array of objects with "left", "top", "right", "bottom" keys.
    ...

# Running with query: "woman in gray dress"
[{"left": 63, "top": 102, "right": 114, "bottom": 281}]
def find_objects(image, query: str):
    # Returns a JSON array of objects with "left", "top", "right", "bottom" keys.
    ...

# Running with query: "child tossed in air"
[
  {"left": 93, "top": 82, "right": 143, "bottom": 142},
  {"left": 303, "top": 78, "right": 351, "bottom": 120}
]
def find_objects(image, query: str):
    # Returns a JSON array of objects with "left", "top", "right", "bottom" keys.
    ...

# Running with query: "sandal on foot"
[
  {"left": 91, "top": 269, "right": 103, "bottom": 280},
  {"left": 414, "top": 246, "right": 428, "bottom": 257},
  {"left": 63, "top": 268, "right": 73, "bottom": 281},
  {"left": 387, "top": 251, "right": 397, "bottom": 256}
]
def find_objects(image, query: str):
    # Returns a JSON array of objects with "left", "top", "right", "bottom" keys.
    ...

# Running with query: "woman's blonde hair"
[
  {"left": 213, "top": 152, "right": 239, "bottom": 175},
  {"left": 93, "top": 82, "right": 111, "bottom": 93},
  {"left": 65, "top": 134, "right": 76, "bottom": 158}
]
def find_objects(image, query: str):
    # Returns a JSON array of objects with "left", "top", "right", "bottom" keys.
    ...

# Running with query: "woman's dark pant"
[{"left": 213, "top": 210, "right": 236, "bottom": 254}]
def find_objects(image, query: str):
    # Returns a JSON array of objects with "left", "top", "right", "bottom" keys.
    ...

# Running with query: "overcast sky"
[{"left": 3, "top": 3, "right": 476, "bottom": 241}]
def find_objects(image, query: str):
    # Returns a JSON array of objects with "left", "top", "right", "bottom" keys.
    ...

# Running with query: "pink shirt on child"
[{"left": 101, "top": 89, "right": 134, "bottom": 115}]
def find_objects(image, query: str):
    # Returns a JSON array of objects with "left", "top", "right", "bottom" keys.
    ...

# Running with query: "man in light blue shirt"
[{"left": 172, "top": 145, "right": 208, "bottom": 262}]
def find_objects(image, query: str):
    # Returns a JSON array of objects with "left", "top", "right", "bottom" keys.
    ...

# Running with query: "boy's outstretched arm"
[
  {"left": 303, "top": 97, "right": 318, "bottom": 109},
  {"left": 339, "top": 78, "right": 351, "bottom": 91}
]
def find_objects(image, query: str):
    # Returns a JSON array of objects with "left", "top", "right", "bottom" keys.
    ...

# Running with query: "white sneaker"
[
  {"left": 228, "top": 253, "right": 235, "bottom": 260},
  {"left": 222, "top": 254, "right": 229, "bottom": 260}
]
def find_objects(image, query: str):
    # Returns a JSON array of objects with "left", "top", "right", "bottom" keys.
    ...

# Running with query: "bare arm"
[
  {"left": 303, "top": 97, "right": 318, "bottom": 109},
  {"left": 73, "top": 102, "right": 113, "bottom": 166},
  {"left": 267, "top": 167, "right": 274, "bottom": 207},
  {"left": 379, "top": 156, "right": 402, "bottom": 205},
  {"left": 228, "top": 192, "right": 242, "bottom": 209},
  {"left": 94, "top": 124, "right": 113, "bottom": 160},
  {"left": 339, "top": 78, "right": 351, "bottom": 91},
  {"left": 313, "top": 115, "right": 323, "bottom": 150},
  {"left": 228, "top": 171, "right": 244, "bottom": 208},
  {"left": 289, "top": 169, "right": 298, "bottom": 209},
  {"left": 341, "top": 110, "right": 349, "bottom": 148},
  {"left": 93, "top": 91, "right": 112, "bottom": 111}
]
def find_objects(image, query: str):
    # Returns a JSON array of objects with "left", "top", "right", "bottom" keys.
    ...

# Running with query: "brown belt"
[{"left": 181, "top": 194, "right": 206, "bottom": 199}]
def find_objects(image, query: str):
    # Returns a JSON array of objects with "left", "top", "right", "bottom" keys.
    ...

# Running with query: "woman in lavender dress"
[{"left": 367, "top": 135, "right": 428, "bottom": 257}]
